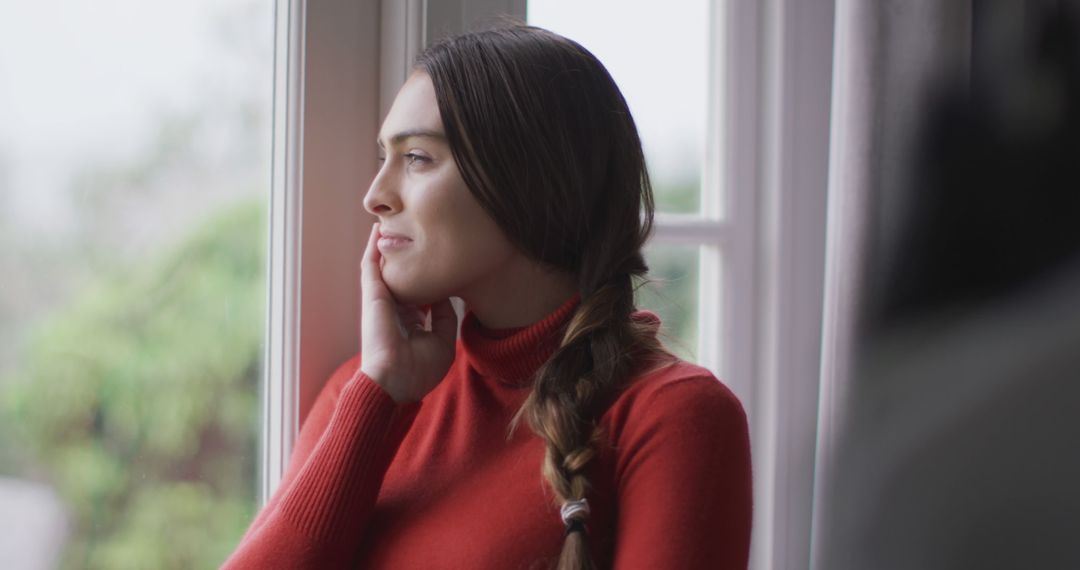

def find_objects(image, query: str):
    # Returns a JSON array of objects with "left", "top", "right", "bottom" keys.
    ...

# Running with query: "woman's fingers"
[
  {"left": 397, "top": 303, "right": 425, "bottom": 332},
  {"left": 361, "top": 223, "right": 399, "bottom": 347},
  {"left": 361, "top": 222, "right": 398, "bottom": 331},
  {"left": 361, "top": 223, "right": 386, "bottom": 302}
]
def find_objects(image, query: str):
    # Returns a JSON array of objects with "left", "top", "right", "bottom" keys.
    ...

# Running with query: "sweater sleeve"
[
  {"left": 221, "top": 356, "right": 421, "bottom": 569},
  {"left": 610, "top": 375, "right": 753, "bottom": 570}
]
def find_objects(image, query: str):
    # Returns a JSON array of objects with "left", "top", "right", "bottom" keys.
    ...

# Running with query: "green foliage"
[
  {"left": 92, "top": 482, "right": 252, "bottom": 570},
  {"left": 1, "top": 199, "right": 266, "bottom": 569},
  {"left": 654, "top": 178, "right": 700, "bottom": 214}
]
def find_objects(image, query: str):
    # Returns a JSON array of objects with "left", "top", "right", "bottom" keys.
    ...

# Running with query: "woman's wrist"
[{"left": 358, "top": 366, "right": 417, "bottom": 404}]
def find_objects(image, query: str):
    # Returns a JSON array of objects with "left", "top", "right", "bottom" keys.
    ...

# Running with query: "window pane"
[
  {"left": 0, "top": 2, "right": 273, "bottom": 568},
  {"left": 636, "top": 245, "right": 701, "bottom": 363},
  {"left": 527, "top": 0, "right": 709, "bottom": 214}
]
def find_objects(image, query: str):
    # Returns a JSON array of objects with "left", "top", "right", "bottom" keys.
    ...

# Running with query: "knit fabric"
[{"left": 222, "top": 295, "right": 752, "bottom": 569}]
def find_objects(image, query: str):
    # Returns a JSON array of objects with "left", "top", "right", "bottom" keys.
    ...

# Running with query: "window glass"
[
  {"left": 0, "top": 2, "right": 273, "bottom": 567},
  {"left": 637, "top": 245, "right": 701, "bottom": 362},
  {"left": 527, "top": 0, "right": 709, "bottom": 214}
]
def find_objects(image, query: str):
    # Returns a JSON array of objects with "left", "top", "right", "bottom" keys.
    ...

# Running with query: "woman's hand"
[{"left": 358, "top": 223, "right": 458, "bottom": 403}]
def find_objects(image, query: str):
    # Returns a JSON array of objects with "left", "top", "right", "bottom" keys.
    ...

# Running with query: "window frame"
[
  {"left": 262, "top": 2, "right": 835, "bottom": 569},
  {"left": 746, "top": 1, "right": 836, "bottom": 569},
  {"left": 263, "top": 0, "right": 388, "bottom": 501}
]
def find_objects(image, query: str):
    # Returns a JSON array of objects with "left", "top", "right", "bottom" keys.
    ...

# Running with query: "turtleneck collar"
[{"left": 460, "top": 293, "right": 582, "bottom": 386}]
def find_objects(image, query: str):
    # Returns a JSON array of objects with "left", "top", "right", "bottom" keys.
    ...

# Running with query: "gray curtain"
[
  {"left": 812, "top": 2, "right": 972, "bottom": 564},
  {"left": 815, "top": 1, "right": 1080, "bottom": 568}
]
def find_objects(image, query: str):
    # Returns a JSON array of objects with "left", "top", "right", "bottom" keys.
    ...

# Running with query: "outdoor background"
[{"left": 0, "top": 1, "right": 705, "bottom": 567}]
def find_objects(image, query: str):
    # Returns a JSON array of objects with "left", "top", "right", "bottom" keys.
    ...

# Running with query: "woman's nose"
[{"left": 363, "top": 168, "right": 401, "bottom": 216}]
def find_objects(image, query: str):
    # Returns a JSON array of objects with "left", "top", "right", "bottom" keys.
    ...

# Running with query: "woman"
[{"left": 224, "top": 24, "right": 751, "bottom": 569}]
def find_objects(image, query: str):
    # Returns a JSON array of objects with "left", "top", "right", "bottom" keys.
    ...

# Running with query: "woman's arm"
[
  {"left": 221, "top": 358, "right": 420, "bottom": 569},
  {"left": 610, "top": 375, "right": 753, "bottom": 569}
]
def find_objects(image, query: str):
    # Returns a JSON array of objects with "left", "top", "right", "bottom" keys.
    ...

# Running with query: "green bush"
[{"left": 1, "top": 199, "right": 265, "bottom": 569}]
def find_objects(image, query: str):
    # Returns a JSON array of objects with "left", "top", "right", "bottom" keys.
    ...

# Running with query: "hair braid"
[{"left": 509, "top": 268, "right": 673, "bottom": 569}]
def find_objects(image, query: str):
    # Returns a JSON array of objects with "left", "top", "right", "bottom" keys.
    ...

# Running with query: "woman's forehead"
[{"left": 378, "top": 72, "right": 444, "bottom": 146}]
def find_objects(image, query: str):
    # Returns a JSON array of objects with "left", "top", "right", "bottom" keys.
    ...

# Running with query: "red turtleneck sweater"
[{"left": 222, "top": 296, "right": 752, "bottom": 569}]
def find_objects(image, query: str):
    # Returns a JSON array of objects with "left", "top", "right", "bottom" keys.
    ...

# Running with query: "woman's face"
[{"left": 364, "top": 71, "right": 517, "bottom": 306}]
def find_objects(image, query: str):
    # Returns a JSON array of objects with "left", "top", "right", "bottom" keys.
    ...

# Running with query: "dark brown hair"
[{"left": 416, "top": 23, "right": 674, "bottom": 569}]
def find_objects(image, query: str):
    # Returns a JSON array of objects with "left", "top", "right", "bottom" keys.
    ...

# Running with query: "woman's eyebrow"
[{"left": 376, "top": 128, "right": 446, "bottom": 148}]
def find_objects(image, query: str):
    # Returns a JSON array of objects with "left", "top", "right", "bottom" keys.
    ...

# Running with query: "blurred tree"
[
  {"left": 654, "top": 178, "right": 700, "bottom": 214},
  {"left": 1, "top": 199, "right": 265, "bottom": 569}
]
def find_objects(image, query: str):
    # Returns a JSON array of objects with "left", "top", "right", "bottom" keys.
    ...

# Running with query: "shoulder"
[
  {"left": 604, "top": 358, "right": 746, "bottom": 433},
  {"left": 618, "top": 311, "right": 746, "bottom": 426},
  {"left": 599, "top": 356, "right": 751, "bottom": 483}
]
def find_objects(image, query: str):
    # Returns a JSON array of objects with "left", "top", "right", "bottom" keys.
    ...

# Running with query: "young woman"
[{"left": 224, "top": 24, "right": 752, "bottom": 570}]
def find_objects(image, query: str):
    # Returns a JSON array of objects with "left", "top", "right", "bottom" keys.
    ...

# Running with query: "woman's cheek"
[{"left": 387, "top": 272, "right": 443, "bottom": 306}]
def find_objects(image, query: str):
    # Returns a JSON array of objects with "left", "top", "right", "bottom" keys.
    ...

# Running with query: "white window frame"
[
  {"left": 262, "top": 1, "right": 835, "bottom": 569},
  {"left": 744, "top": 2, "right": 835, "bottom": 569}
]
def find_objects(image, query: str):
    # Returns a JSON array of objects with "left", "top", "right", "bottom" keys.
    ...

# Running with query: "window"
[{"left": 0, "top": 1, "right": 273, "bottom": 567}]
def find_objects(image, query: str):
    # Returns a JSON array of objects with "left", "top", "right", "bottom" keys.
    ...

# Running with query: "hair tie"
[{"left": 561, "top": 498, "right": 590, "bottom": 536}]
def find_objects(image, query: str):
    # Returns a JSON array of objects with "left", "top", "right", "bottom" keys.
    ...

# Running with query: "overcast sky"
[{"left": 0, "top": 0, "right": 269, "bottom": 234}]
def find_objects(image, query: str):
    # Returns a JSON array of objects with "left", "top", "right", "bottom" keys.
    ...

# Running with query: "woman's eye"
[{"left": 404, "top": 152, "right": 429, "bottom": 165}]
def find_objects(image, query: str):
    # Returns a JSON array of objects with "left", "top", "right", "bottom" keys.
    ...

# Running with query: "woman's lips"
[{"left": 377, "top": 231, "right": 412, "bottom": 253}]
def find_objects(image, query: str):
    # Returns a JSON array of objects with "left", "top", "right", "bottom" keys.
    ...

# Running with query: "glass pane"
[
  {"left": 527, "top": 0, "right": 709, "bottom": 214},
  {"left": 635, "top": 246, "right": 701, "bottom": 363},
  {"left": 0, "top": 2, "right": 273, "bottom": 568}
]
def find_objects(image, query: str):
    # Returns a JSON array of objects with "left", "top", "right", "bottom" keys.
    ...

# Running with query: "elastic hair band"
[
  {"left": 560, "top": 498, "right": 590, "bottom": 536},
  {"left": 560, "top": 498, "right": 590, "bottom": 523}
]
